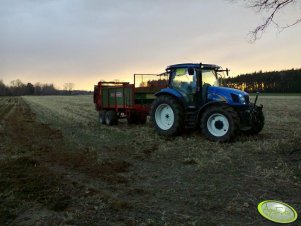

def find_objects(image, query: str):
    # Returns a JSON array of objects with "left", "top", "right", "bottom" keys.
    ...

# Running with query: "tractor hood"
[{"left": 207, "top": 86, "right": 249, "bottom": 105}]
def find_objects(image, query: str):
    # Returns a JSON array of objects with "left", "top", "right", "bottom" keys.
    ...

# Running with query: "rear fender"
[{"left": 155, "top": 88, "right": 186, "bottom": 107}]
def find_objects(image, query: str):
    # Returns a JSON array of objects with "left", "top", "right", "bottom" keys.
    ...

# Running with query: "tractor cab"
[
  {"left": 161, "top": 63, "right": 236, "bottom": 110},
  {"left": 166, "top": 63, "right": 222, "bottom": 107}
]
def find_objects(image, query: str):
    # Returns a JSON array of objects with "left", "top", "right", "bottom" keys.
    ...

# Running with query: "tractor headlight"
[
  {"left": 230, "top": 93, "right": 248, "bottom": 105},
  {"left": 238, "top": 94, "right": 246, "bottom": 104}
]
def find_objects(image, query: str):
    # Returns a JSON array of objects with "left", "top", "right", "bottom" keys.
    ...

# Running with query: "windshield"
[{"left": 202, "top": 70, "right": 219, "bottom": 86}]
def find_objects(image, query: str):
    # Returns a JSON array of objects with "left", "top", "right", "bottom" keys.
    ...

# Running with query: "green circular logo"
[{"left": 258, "top": 200, "right": 298, "bottom": 223}]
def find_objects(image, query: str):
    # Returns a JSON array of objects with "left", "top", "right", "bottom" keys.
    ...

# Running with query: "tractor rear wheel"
[
  {"left": 150, "top": 95, "right": 184, "bottom": 136},
  {"left": 99, "top": 110, "right": 106, "bottom": 124},
  {"left": 201, "top": 105, "right": 239, "bottom": 142},
  {"left": 105, "top": 110, "right": 118, "bottom": 126}
]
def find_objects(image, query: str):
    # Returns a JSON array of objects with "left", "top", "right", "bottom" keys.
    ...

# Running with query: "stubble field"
[{"left": 0, "top": 95, "right": 300, "bottom": 225}]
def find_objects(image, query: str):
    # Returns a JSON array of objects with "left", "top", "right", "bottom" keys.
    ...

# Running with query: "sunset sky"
[{"left": 1, "top": 0, "right": 300, "bottom": 90}]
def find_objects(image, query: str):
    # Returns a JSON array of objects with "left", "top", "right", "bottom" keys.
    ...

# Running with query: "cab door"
[{"left": 170, "top": 67, "right": 198, "bottom": 107}]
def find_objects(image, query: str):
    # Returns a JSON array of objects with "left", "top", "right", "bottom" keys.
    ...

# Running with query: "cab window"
[{"left": 171, "top": 68, "right": 196, "bottom": 94}]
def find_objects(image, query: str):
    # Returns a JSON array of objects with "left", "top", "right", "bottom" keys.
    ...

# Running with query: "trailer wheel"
[
  {"left": 201, "top": 105, "right": 239, "bottom": 142},
  {"left": 150, "top": 95, "right": 184, "bottom": 136},
  {"left": 99, "top": 110, "right": 106, "bottom": 124},
  {"left": 105, "top": 110, "right": 118, "bottom": 126}
]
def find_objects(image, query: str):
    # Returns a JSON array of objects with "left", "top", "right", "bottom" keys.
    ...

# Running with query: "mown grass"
[
  {"left": 23, "top": 95, "right": 133, "bottom": 149},
  {"left": 249, "top": 93, "right": 301, "bottom": 97}
]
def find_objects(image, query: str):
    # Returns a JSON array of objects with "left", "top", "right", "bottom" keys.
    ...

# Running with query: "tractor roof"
[{"left": 166, "top": 63, "right": 220, "bottom": 70}]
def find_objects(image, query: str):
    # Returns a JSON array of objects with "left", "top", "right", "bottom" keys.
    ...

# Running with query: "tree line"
[
  {"left": 222, "top": 68, "right": 301, "bottom": 93},
  {"left": 0, "top": 79, "right": 89, "bottom": 96}
]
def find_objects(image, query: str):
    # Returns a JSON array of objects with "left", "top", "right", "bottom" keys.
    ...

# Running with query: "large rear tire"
[
  {"left": 105, "top": 110, "right": 118, "bottom": 126},
  {"left": 150, "top": 95, "right": 184, "bottom": 136},
  {"left": 201, "top": 105, "right": 239, "bottom": 142}
]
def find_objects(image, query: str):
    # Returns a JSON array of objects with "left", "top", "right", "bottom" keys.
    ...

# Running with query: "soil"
[{"left": 0, "top": 97, "right": 300, "bottom": 225}]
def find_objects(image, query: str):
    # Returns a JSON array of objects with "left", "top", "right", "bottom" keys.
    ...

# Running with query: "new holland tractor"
[{"left": 150, "top": 63, "right": 264, "bottom": 142}]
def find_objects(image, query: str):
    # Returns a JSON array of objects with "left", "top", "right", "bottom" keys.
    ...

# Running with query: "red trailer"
[{"left": 93, "top": 74, "right": 168, "bottom": 125}]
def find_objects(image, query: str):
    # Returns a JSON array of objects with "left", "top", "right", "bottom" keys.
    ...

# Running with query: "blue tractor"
[{"left": 150, "top": 63, "right": 264, "bottom": 142}]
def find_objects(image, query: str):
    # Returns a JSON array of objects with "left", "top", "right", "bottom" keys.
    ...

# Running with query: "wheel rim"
[
  {"left": 207, "top": 113, "right": 229, "bottom": 137},
  {"left": 155, "top": 104, "right": 175, "bottom": 130}
]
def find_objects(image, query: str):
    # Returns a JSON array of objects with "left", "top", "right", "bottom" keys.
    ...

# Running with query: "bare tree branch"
[
  {"left": 282, "top": 16, "right": 301, "bottom": 28},
  {"left": 234, "top": 0, "right": 301, "bottom": 42}
]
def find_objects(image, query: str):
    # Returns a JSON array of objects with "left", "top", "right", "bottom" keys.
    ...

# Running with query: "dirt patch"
[
  {"left": 47, "top": 150, "right": 132, "bottom": 184},
  {"left": 0, "top": 157, "right": 72, "bottom": 209}
]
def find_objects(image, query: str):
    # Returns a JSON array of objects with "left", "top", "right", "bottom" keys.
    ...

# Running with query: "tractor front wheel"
[
  {"left": 201, "top": 105, "right": 239, "bottom": 142},
  {"left": 150, "top": 95, "right": 184, "bottom": 136}
]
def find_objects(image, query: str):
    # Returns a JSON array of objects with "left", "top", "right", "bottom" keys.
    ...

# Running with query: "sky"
[{"left": 0, "top": 0, "right": 300, "bottom": 90}]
